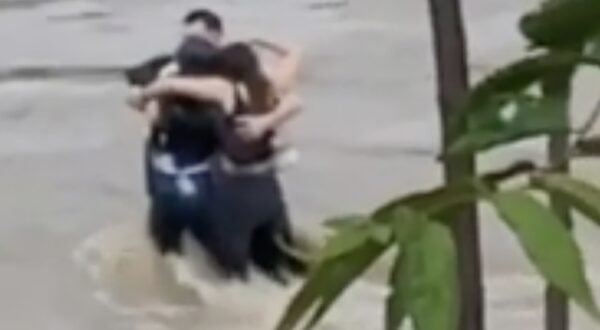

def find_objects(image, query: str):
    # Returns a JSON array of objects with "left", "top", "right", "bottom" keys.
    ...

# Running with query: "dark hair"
[
  {"left": 183, "top": 9, "right": 223, "bottom": 33},
  {"left": 218, "top": 43, "right": 275, "bottom": 114},
  {"left": 124, "top": 54, "right": 172, "bottom": 86}
]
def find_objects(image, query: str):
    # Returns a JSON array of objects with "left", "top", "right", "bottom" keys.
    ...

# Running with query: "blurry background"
[{"left": 0, "top": 0, "right": 599, "bottom": 329}]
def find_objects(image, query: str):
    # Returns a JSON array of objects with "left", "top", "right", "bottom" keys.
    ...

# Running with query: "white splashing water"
[{"left": 72, "top": 220, "right": 387, "bottom": 330}]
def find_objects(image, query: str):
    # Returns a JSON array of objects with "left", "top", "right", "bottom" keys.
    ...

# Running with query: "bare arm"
[
  {"left": 140, "top": 76, "right": 235, "bottom": 111},
  {"left": 125, "top": 58, "right": 177, "bottom": 112},
  {"left": 235, "top": 93, "right": 303, "bottom": 140},
  {"left": 272, "top": 48, "right": 301, "bottom": 95},
  {"left": 263, "top": 93, "right": 303, "bottom": 130},
  {"left": 138, "top": 61, "right": 178, "bottom": 118},
  {"left": 250, "top": 38, "right": 302, "bottom": 96}
]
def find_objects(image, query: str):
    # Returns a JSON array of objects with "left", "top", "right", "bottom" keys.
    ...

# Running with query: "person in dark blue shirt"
[{"left": 126, "top": 9, "right": 307, "bottom": 283}]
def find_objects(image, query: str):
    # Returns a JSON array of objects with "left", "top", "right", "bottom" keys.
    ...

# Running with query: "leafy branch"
[
  {"left": 276, "top": 1, "right": 600, "bottom": 330},
  {"left": 276, "top": 159, "right": 600, "bottom": 330}
]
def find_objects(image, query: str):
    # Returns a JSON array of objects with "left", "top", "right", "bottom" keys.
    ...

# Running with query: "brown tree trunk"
[{"left": 426, "top": 1, "right": 484, "bottom": 330}]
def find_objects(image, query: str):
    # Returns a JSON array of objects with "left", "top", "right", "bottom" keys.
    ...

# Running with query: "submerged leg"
[
  {"left": 189, "top": 221, "right": 252, "bottom": 281},
  {"left": 148, "top": 202, "right": 185, "bottom": 255},
  {"left": 250, "top": 218, "right": 309, "bottom": 284},
  {"left": 250, "top": 222, "right": 288, "bottom": 284}
]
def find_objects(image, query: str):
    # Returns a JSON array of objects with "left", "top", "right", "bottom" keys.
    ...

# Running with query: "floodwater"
[{"left": 1, "top": 0, "right": 599, "bottom": 329}]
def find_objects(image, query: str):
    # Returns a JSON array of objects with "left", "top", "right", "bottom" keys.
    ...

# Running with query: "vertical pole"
[
  {"left": 543, "top": 68, "right": 574, "bottom": 330},
  {"left": 427, "top": 1, "right": 484, "bottom": 329}
]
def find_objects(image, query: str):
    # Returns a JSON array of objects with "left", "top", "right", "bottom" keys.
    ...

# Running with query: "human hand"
[
  {"left": 143, "top": 101, "right": 161, "bottom": 126},
  {"left": 234, "top": 115, "right": 272, "bottom": 141},
  {"left": 126, "top": 87, "right": 146, "bottom": 111}
]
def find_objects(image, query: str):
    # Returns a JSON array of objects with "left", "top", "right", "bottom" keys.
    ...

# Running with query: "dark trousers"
[{"left": 144, "top": 143, "right": 307, "bottom": 281}]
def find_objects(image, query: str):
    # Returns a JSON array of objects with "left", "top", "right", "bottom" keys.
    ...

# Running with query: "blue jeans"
[{"left": 145, "top": 144, "right": 215, "bottom": 255}]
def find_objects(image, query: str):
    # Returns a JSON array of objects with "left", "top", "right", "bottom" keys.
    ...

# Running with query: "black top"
[
  {"left": 129, "top": 38, "right": 276, "bottom": 167},
  {"left": 151, "top": 103, "right": 220, "bottom": 167},
  {"left": 175, "top": 36, "right": 220, "bottom": 76},
  {"left": 217, "top": 91, "right": 275, "bottom": 165},
  {"left": 149, "top": 36, "right": 223, "bottom": 167}
]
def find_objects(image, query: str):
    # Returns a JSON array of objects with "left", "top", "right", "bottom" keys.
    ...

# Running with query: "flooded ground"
[{"left": 1, "top": 0, "right": 600, "bottom": 329}]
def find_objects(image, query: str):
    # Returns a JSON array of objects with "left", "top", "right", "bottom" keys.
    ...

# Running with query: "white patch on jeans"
[
  {"left": 153, "top": 153, "right": 177, "bottom": 174},
  {"left": 151, "top": 152, "right": 209, "bottom": 196},
  {"left": 176, "top": 175, "right": 197, "bottom": 196}
]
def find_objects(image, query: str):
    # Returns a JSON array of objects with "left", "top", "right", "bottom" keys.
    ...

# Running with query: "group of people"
[{"left": 124, "top": 8, "right": 307, "bottom": 285}]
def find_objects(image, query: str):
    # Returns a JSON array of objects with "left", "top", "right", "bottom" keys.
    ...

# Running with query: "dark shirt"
[
  {"left": 217, "top": 92, "right": 275, "bottom": 165},
  {"left": 149, "top": 36, "right": 223, "bottom": 167},
  {"left": 175, "top": 36, "right": 220, "bottom": 76}
]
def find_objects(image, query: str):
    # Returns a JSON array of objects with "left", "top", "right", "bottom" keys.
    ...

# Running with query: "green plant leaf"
[
  {"left": 305, "top": 242, "right": 387, "bottom": 330},
  {"left": 373, "top": 162, "right": 538, "bottom": 225},
  {"left": 319, "top": 218, "right": 392, "bottom": 262},
  {"left": 448, "top": 93, "right": 568, "bottom": 155},
  {"left": 409, "top": 221, "right": 459, "bottom": 330},
  {"left": 279, "top": 163, "right": 528, "bottom": 330},
  {"left": 460, "top": 53, "right": 598, "bottom": 117},
  {"left": 323, "top": 214, "right": 366, "bottom": 230},
  {"left": 531, "top": 173, "right": 600, "bottom": 227},
  {"left": 520, "top": 0, "right": 600, "bottom": 48},
  {"left": 384, "top": 207, "right": 427, "bottom": 330},
  {"left": 275, "top": 267, "right": 325, "bottom": 330},
  {"left": 319, "top": 221, "right": 370, "bottom": 261},
  {"left": 387, "top": 207, "right": 427, "bottom": 243},
  {"left": 489, "top": 190, "right": 600, "bottom": 319},
  {"left": 386, "top": 210, "right": 459, "bottom": 330},
  {"left": 276, "top": 241, "right": 388, "bottom": 330},
  {"left": 587, "top": 32, "right": 600, "bottom": 60},
  {"left": 386, "top": 251, "right": 407, "bottom": 330},
  {"left": 373, "top": 179, "right": 481, "bottom": 221},
  {"left": 368, "top": 223, "right": 393, "bottom": 244},
  {"left": 446, "top": 52, "right": 600, "bottom": 156}
]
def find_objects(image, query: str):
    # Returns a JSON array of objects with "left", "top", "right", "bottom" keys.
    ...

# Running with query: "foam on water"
[
  {"left": 72, "top": 219, "right": 388, "bottom": 330},
  {"left": 73, "top": 218, "right": 600, "bottom": 330}
]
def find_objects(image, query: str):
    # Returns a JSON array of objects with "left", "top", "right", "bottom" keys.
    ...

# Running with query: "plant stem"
[
  {"left": 543, "top": 64, "right": 574, "bottom": 330},
  {"left": 576, "top": 98, "right": 600, "bottom": 138},
  {"left": 426, "top": 1, "right": 484, "bottom": 329}
]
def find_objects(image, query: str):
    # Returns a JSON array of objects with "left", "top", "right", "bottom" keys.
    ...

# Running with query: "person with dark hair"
[
  {"left": 135, "top": 38, "right": 302, "bottom": 164},
  {"left": 126, "top": 8, "right": 307, "bottom": 284},
  {"left": 182, "top": 8, "right": 223, "bottom": 42},
  {"left": 124, "top": 8, "right": 226, "bottom": 284},
  {"left": 126, "top": 8, "right": 225, "bottom": 127},
  {"left": 129, "top": 37, "right": 306, "bottom": 282}
]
